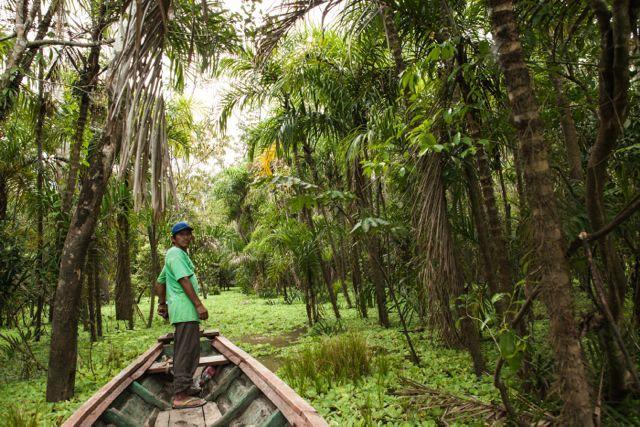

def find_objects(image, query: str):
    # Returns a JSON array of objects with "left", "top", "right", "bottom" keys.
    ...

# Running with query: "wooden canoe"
[{"left": 63, "top": 330, "right": 327, "bottom": 427}]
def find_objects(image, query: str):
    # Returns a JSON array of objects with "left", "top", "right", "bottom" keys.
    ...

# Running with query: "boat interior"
[{"left": 96, "top": 339, "right": 289, "bottom": 427}]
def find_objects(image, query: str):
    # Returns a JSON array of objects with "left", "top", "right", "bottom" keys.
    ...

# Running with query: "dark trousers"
[{"left": 173, "top": 321, "right": 200, "bottom": 395}]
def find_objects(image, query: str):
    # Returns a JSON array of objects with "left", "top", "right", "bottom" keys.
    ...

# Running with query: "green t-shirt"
[{"left": 157, "top": 246, "right": 200, "bottom": 324}]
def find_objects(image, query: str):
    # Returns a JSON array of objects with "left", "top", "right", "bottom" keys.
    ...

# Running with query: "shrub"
[{"left": 280, "top": 332, "right": 371, "bottom": 392}]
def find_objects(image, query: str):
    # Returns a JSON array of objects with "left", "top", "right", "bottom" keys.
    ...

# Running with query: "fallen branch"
[
  {"left": 396, "top": 376, "right": 554, "bottom": 425},
  {"left": 397, "top": 377, "right": 508, "bottom": 423}
]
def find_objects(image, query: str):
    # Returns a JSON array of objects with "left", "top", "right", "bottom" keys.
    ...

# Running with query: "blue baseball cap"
[{"left": 171, "top": 221, "right": 193, "bottom": 236}]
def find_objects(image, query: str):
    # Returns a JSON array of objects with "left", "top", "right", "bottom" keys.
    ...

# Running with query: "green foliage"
[{"left": 0, "top": 227, "right": 29, "bottom": 321}]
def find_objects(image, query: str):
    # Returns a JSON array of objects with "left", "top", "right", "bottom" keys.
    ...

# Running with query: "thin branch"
[
  {"left": 26, "top": 38, "right": 114, "bottom": 48},
  {"left": 566, "top": 192, "right": 640, "bottom": 256},
  {"left": 0, "top": 32, "right": 17, "bottom": 43},
  {"left": 581, "top": 234, "right": 640, "bottom": 391}
]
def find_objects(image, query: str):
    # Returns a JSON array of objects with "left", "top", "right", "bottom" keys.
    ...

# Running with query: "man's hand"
[
  {"left": 196, "top": 303, "right": 209, "bottom": 320},
  {"left": 158, "top": 303, "right": 168, "bottom": 319}
]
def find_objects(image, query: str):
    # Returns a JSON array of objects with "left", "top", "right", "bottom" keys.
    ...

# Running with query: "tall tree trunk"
[
  {"left": 550, "top": 74, "right": 583, "bottom": 181},
  {"left": 301, "top": 204, "right": 341, "bottom": 320},
  {"left": 147, "top": 221, "right": 160, "bottom": 328},
  {"left": 475, "top": 146, "right": 513, "bottom": 304},
  {"left": 366, "top": 237, "right": 390, "bottom": 327},
  {"left": 586, "top": 0, "right": 635, "bottom": 400},
  {"left": 34, "top": 62, "right": 46, "bottom": 342},
  {"left": 293, "top": 150, "right": 341, "bottom": 320},
  {"left": 349, "top": 237, "right": 367, "bottom": 318},
  {"left": 414, "top": 154, "right": 486, "bottom": 375},
  {"left": 115, "top": 180, "right": 134, "bottom": 328},
  {"left": 455, "top": 46, "right": 514, "bottom": 310},
  {"left": 377, "top": 0, "right": 405, "bottom": 74},
  {"left": 633, "top": 256, "right": 640, "bottom": 328},
  {"left": 61, "top": 1, "right": 107, "bottom": 214},
  {"left": 305, "top": 266, "right": 319, "bottom": 324},
  {"left": 322, "top": 211, "right": 352, "bottom": 308},
  {"left": 93, "top": 242, "right": 103, "bottom": 338},
  {"left": 86, "top": 241, "right": 97, "bottom": 342},
  {"left": 291, "top": 266, "right": 312, "bottom": 325},
  {"left": 463, "top": 163, "right": 497, "bottom": 293},
  {"left": 336, "top": 237, "right": 353, "bottom": 308},
  {"left": 494, "top": 149, "right": 512, "bottom": 239},
  {"left": 352, "top": 159, "right": 389, "bottom": 327},
  {"left": 0, "top": 173, "right": 6, "bottom": 221},
  {"left": 486, "top": 0, "right": 593, "bottom": 423},
  {"left": 46, "top": 116, "right": 121, "bottom": 402},
  {"left": 53, "top": 0, "right": 108, "bottom": 324}
]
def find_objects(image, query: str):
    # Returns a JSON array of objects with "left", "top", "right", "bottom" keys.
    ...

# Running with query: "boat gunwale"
[
  {"left": 212, "top": 336, "right": 328, "bottom": 427},
  {"left": 62, "top": 342, "right": 164, "bottom": 427}
]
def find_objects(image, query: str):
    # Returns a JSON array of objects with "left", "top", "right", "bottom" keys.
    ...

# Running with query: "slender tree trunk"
[
  {"left": 46, "top": 115, "right": 121, "bottom": 402},
  {"left": 494, "top": 150, "right": 512, "bottom": 239},
  {"left": 93, "top": 243, "right": 103, "bottom": 338},
  {"left": 282, "top": 277, "right": 289, "bottom": 302},
  {"left": 115, "top": 180, "right": 134, "bottom": 328},
  {"left": 293, "top": 150, "right": 341, "bottom": 320},
  {"left": 301, "top": 205, "right": 341, "bottom": 320},
  {"left": 585, "top": 0, "right": 636, "bottom": 400},
  {"left": 455, "top": 47, "right": 513, "bottom": 310},
  {"left": 475, "top": 145, "right": 513, "bottom": 302},
  {"left": 291, "top": 266, "right": 311, "bottom": 324},
  {"left": 512, "top": 138, "right": 526, "bottom": 211},
  {"left": 350, "top": 238, "right": 367, "bottom": 318},
  {"left": 463, "top": 163, "right": 497, "bottom": 293},
  {"left": 147, "top": 222, "right": 160, "bottom": 328},
  {"left": 305, "top": 266, "right": 319, "bottom": 324},
  {"left": 86, "top": 241, "right": 97, "bottom": 342},
  {"left": 633, "top": 256, "right": 640, "bottom": 328},
  {"left": 0, "top": 173, "right": 6, "bottom": 221},
  {"left": 368, "top": 240, "right": 390, "bottom": 326},
  {"left": 34, "top": 63, "right": 46, "bottom": 342},
  {"left": 352, "top": 159, "right": 389, "bottom": 327},
  {"left": 486, "top": 0, "right": 593, "bottom": 423},
  {"left": 377, "top": 0, "right": 405, "bottom": 74},
  {"left": 323, "top": 221, "right": 352, "bottom": 308},
  {"left": 550, "top": 74, "right": 583, "bottom": 181}
]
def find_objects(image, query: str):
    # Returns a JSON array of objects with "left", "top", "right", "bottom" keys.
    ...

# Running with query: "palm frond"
[
  {"left": 107, "top": 0, "right": 172, "bottom": 220},
  {"left": 256, "top": 0, "right": 343, "bottom": 62}
]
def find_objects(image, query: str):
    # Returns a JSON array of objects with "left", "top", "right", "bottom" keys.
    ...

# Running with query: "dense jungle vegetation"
[{"left": 1, "top": 0, "right": 639, "bottom": 425}]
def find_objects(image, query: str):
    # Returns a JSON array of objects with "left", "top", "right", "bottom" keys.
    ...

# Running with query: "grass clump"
[
  {"left": 280, "top": 332, "right": 371, "bottom": 392},
  {"left": 5, "top": 406, "right": 40, "bottom": 427}
]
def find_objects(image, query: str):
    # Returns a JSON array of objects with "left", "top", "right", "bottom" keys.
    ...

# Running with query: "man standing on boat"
[{"left": 156, "top": 221, "right": 209, "bottom": 409}]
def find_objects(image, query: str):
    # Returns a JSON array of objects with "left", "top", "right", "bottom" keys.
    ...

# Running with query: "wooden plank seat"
[
  {"left": 148, "top": 355, "right": 229, "bottom": 374},
  {"left": 154, "top": 402, "right": 221, "bottom": 427},
  {"left": 157, "top": 329, "right": 220, "bottom": 344}
]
